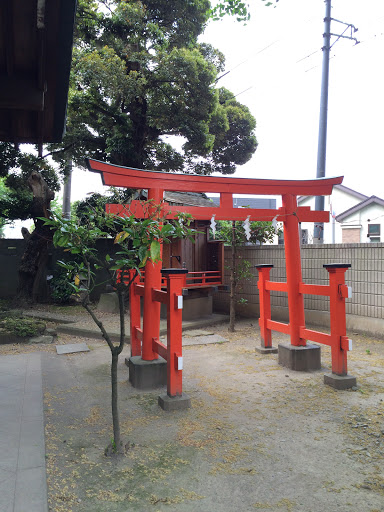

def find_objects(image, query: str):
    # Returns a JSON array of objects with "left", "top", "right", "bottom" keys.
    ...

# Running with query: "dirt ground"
[{"left": 2, "top": 313, "right": 384, "bottom": 512}]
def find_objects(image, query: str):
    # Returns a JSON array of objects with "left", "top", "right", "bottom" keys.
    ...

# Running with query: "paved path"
[
  {"left": 0, "top": 314, "right": 228, "bottom": 512},
  {"left": 0, "top": 353, "right": 48, "bottom": 512}
]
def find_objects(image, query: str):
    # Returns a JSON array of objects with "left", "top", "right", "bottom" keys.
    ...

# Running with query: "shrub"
[
  {"left": 0, "top": 299, "right": 10, "bottom": 311},
  {"left": 0, "top": 316, "right": 45, "bottom": 338},
  {"left": 50, "top": 269, "right": 74, "bottom": 304}
]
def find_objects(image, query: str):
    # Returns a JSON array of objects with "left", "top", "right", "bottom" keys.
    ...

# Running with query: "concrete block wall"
[
  {"left": 213, "top": 243, "right": 384, "bottom": 330},
  {"left": 0, "top": 239, "right": 25, "bottom": 299},
  {"left": 0, "top": 238, "right": 119, "bottom": 301}
]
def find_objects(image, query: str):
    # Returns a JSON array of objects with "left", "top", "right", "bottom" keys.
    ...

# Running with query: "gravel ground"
[{"left": 1, "top": 308, "right": 383, "bottom": 512}]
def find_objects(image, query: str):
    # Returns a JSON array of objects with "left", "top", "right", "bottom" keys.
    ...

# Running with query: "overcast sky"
[
  {"left": 55, "top": 0, "right": 384, "bottom": 202},
  {"left": 200, "top": 0, "right": 384, "bottom": 196},
  {"left": 7, "top": 0, "right": 382, "bottom": 238}
]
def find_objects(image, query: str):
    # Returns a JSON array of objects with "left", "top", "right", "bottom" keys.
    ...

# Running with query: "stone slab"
[
  {"left": 278, "top": 342, "right": 321, "bottom": 371},
  {"left": 324, "top": 373, "right": 357, "bottom": 390},
  {"left": 161, "top": 296, "right": 213, "bottom": 321},
  {"left": 29, "top": 335, "right": 54, "bottom": 345},
  {"left": 158, "top": 393, "right": 191, "bottom": 411},
  {"left": 183, "top": 334, "right": 228, "bottom": 346},
  {"left": 159, "top": 333, "right": 229, "bottom": 346},
  {"left": 56, "top": 313, "right": 229, "bottom": 342},
  {"left": 56, "top": 343, "right": 90, "bottom": 355},
  {"left": 127, "top": 356, "right": 167, "bottom": 389},
  {"left": 183, "top": 329, "right": 214, "bottom": 337},
  {"left": 255, "top": 346, "right": 278, "bottom": 354},
  {"left": 23, "top": 310, "right": 74, "bottom": 324}
]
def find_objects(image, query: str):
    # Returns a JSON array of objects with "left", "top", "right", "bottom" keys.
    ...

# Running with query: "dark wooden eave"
[{"left": 0, "top": 0, "right": 77, "bottom": 144}]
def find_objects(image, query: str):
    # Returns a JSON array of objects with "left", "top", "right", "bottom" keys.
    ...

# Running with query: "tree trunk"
[
  {"left": 229, "top": 221, "right": 237, "bottom": 332},
  {"left": 111, "top": 349, "right": 121, "bottom": 451},
  {"left": 17, "top": 171, "right": 55, "bottom": 303},
  {"left": 83, "top": 292, "right": 126, "bottom": 456}
]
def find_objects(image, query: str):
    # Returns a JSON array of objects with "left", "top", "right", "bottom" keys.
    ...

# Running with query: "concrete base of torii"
[
  {"left": 255, "top": 346, "right": 278, "bottom": 354},
  {"left": 278, "top": 342, "right": 321, "bottom": 371},
  {"left": 324, "top": 373, "right": 357, "bottom": 390},
  {"left": 126, "top": 356, "right": 167, "bottom": 389},
  {"left": 158, "top": 393, "right": 191, "bottom": 411}
]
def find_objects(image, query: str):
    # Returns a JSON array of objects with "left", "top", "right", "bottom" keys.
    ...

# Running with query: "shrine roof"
[{"left": 0, "top": 0, "right": 77, "bottom": 144}]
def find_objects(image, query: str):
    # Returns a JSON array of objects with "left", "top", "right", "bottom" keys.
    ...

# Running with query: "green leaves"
[
  {"left": 150, "top": 241, "right": 161, "bottom": 262},
  {"left": 114, "top": 231, "right": 129, "bottom": 244},
  {"left": 43, "top": 207, "right": 196, "bottom": 296},
  {"left": 138, "top": 245, "right": 149, "bottom": 266},
  {"left": 209, "top": 1, "right": 251, "bottom": 23},
  {"left": 214, "top": 220, "right": 277, "bottom": 246},
  {"left": 47, "top": 0, "right": 257, "bottom": 176},
  {"left": 209, "top": 0, "right": 279, "bottom": 22},
  {"left": 0, "top": 142, "right": 60, "bottom": 223}
]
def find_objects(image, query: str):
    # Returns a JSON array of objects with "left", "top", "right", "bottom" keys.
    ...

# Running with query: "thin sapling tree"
[
  {"left": 44, "top": 202, "right": 194, "bottom": 455},
  {"left": 214, "top": 219, "right": 277, "bottom": 332}
]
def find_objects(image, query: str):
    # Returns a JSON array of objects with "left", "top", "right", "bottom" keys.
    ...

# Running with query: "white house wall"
[
  {"left": 298, "top": 187, "right": 366, "bottom": 244},
  {"left": 340, "top": 203, "right": 384, "bottom": 243}
]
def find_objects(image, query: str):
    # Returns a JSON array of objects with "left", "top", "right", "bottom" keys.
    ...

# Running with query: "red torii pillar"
[
  {"left": 87, "top": 158, "right": 344, "bottom": 385},
  {"left": 142, "top": 187, "right": 163, "bottom": 362},
  {"left": 283, "top": 194, "right": 306, "bottom": 346}
]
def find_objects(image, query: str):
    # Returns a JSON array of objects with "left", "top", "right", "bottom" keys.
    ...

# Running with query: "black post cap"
[
  {"left": 323, "top": 263, "right": 351, "bottom": 269},
  {"left": 161, "top": 268, "right": 188, "bottom": 275}
]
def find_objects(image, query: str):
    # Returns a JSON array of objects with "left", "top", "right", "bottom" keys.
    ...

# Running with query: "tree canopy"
[
  {"left": 0, "top": 143, "right": 61, "bottom": 224},
  {"left": 48, "top": 0, "right": 258, "bottom": 176},
  {"left": 0, "top": 0, "right": 263, "bottom": 302},
  {"left": 210, "top": 0, "right": 279, "bottom": 22},
  {"left": 0, "top": 0, "right": 261, "bottom": 228}
]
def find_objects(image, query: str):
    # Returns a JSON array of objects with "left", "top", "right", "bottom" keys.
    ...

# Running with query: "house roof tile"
[{"left": 336, "top": 196, "right": 384, "bottom": 222}]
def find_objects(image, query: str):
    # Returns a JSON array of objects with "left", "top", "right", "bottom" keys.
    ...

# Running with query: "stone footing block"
[
  {"left": 127, "top": 356, "right": 167, "bottom": 389},
  {"left": 255, "top": 346, "right": 278, "bottom": 354},
  {"left": 278, "top": 342, "right": 321, "bottom": 371},
  {"left": 158, "top": 393, "right": 191, "bottom": 411},
  {"left": 97, "top": 292, "right": 119, "bottom": 313},
  {"left": 324, "top": 373, "right": 357, "bottom": 390}
]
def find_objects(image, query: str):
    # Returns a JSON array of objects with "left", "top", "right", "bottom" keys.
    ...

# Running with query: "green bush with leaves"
[
  {"left": 0, "top": 299, "right": 10, "bottom": 312},
  {"left": 50, "top": 269, "right": 75, "bottom": 304},
  {"left": 0, "top": 316, "right": 45, "bottom": 338}
]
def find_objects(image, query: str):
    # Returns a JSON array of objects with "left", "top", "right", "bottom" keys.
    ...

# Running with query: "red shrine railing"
[
  {"left": 116, "top": 269, "right": 223, "bottom": 289},
  {"left": 255, "top": 263, "right": 352, "bottom": 376},
  {"left": 129, "top": 268, "right": 187, "bottom": 398}
]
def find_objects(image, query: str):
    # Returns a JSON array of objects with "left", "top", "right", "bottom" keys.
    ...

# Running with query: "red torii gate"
[{"left": 87, "top": 159, "right": 355, "bottom": 399}]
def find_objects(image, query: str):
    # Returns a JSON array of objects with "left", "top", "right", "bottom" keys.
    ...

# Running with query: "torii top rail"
[
  {"left": 87, "top": 159, "right": 342, "bottom": 223},
  {"left": 87, "top": 158, "right": 344, "bottom": 360}
]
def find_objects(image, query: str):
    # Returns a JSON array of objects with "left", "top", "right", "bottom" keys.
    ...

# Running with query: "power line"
[
  {"left": 214, "top": 8, "right": 384, "bottom": 100},
  {"left": 233, "top": 86, "right": 253, "bottom": 98},
  {"left": 215, "top": 7, "right": 384, "bottom": 86},
  {"left": 215, "top": 41, "right": 279, "bottom": 83},
  {"left": 296, "top": 49, "right": 320, "bottom": 64}
]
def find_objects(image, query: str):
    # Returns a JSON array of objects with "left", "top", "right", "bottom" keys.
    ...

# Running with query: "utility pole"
[
  {"left": 62, "top": 159, "right": 72, "bottom": 219},
  {"left": 314, "top": 0, "right": 331, "bottom": 243},
  {"left": 314, "top": 0, "right": 359, "bottom": 243}
]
